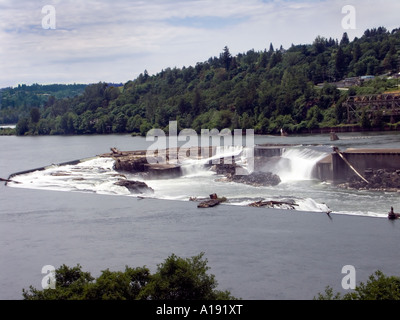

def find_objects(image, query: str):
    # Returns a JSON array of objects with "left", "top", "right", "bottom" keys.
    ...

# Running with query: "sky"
[{"left": 0, "top": 0, "right": 399, "bottom": 88}]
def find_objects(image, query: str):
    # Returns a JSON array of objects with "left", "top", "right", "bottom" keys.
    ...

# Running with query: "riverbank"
[
  {"left": 299, "top": 124, "right": 400, "bottom": 134},
  {"left": 0, "top": 127, "right": 15, "bottom": 135},
  {"left": 2, "top": 124, "right": 400, "bottom": 137}
]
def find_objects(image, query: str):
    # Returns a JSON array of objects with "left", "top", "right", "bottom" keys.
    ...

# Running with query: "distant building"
[
  {"left": 330, "top": 77, "right": 360, "bottom": 89},
  {"left": 360, "top": 75, "right": 375, "bottom": 82},
  {"left": 342, "top": 77, "right": 361, "bottom": 87}
]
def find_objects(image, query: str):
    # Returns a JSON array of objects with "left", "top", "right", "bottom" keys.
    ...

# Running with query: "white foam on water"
[
  {"left": 7, "top": 152, "right": 390, "bottom": 218},
  {"left": 333, "top": 210, "right": 388, "bottom": 219},
  {"left": 8, "top": 157, "right": 131, "bottom": 196},
  {"left": 295, "top": 197, "right": 331, "bottom": 213},
  {"left": 179, "top": 145, "right": 254, "bottom": 177},
  {"left": 271, "top": 147, "right": 329, "bottom": 182},
  {"left": 228, "top": 197, "right": 331, "bottom": 213}
]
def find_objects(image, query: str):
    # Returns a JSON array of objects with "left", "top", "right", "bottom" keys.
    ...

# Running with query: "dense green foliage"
[
  {"left": 0, "top": 127, "right": 15, "bottom": 135},
  {"left": 2, "top": 27, "right": 400, "bottom": 136},
  {"left": 22, "top": 253, "right": 236, "bottom": 300},
  {"left": 0, "top": 84, "right": 87, "bottom": 125},
  {"left": 315, "top": 270, "right": 400, "bottom": 300}
]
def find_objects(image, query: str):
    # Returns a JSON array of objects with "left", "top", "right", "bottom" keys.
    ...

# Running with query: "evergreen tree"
[
  {"left": 335, "top": 46, "right": 347, "bottom": 79},
  {"left": 340, "top": 32, "right": 350, "bottom": 46},
  {"left": 220, "top": 46, "right": 232, "bottom": 70}
]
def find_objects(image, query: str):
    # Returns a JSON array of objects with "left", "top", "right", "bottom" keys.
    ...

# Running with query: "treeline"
[
  {"left": 0, "top": 84, "right": 87, "bottom": 125},
  {"left": 6, "top": 26, "right": 400, "bottom": 136}
]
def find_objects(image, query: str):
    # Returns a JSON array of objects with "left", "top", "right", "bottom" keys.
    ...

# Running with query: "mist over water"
[{"left": 270, "top": 147, "right": 330, "bottom": 182}]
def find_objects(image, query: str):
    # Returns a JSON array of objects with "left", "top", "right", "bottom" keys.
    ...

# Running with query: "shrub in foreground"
[
  {"left": 315, "top": 270, "right": 400, "bottom": 300},
  {"left": 22, "top": 252, "right": 237, "bottom": 300}
]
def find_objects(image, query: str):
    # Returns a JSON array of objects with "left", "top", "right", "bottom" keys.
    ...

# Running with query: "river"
[{"left": 1, "top": 132, "right": 400, "bottom": 300}]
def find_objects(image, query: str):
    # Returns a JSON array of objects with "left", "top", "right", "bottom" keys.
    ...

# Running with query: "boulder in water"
[
  {"left": 388, "top": 207, "right": 400, "bottom": 220},
  {"left": 114, "top": 179, "right": 154, "bottom": 194},
  {"left": 195, "top": 193, "right": 227, "bottom": 208},
  {"left": 227, "top": 171, "right": 281, "bottom": 187},
  {"left": 330, "top": 131, "right": 339, "bottom": 141},
  {"left": 337, "top": 169, "right": 400, "bottom": 192},
  {"left": 197, "top": 199, "right": 221, "bottom": 208}
]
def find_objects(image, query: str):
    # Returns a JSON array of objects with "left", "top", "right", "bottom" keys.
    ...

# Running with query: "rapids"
[{"left": 6, "top": 144, "right": 392, "bottom": 218}]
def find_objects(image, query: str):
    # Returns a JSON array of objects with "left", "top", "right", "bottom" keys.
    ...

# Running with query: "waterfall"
[
  {"left": 179, "top": 145, "right": 255, "bottom": 176},
  {"left": 270, "top": 147, "right": 329, "bottom": 182}
]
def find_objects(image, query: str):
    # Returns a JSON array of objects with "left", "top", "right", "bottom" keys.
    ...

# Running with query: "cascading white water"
[
  {"left": 213, "top": 145, "right": 243, "bottom": 163},
  {"left": 178, "top": 145, "right": 242, "bottom": 177},
  {"left": 180, "top": 145, "right": 249, "bottom": 177},
  {"left": 271, "top": 147, "right": 329, "bottom": 182},
  {"left": 213, "top": 145, "right": 254, "bottom": 175},
  {"left": 6, "top": 131, "right": 397, "bottom": 218}
]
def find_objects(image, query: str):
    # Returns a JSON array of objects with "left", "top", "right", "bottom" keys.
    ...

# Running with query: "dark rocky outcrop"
[
  {"left": 248, "top": 200, "right": 298, "bottom": 209},
  {"left": 190, "top": 193, "right": 227, "bottom": 208},
  {"left": 222, "top": 171, "right": 281, "bottom": 187},
  {"left": 337, "top": 169, "right": 400, "bottom": 192},
  {"left": 388, "top": 207, "right": 400, "bottom": 220},
  {"left": 330, "top": 131, "right": 339, "bottom": 141},
  {"left": 113, "top": 156, "right": 149, "bottom": 173},
  {"left": 143, "top": 164, "right": 182, "bottom": 179},
  {"left": 212, "top": 161, "right": 281, "bottom": 187},
  {"left": 213, "top": 163, "right": 237, "bottom": 176},
  {"left": 114, "top": 179, "right": 154, "bottom": 194},
  {"left": 197, "top": 199, "right": 221, "bottom": 208},
  {"left": 102, "top": 148, "right": 182, "bottom": 179}
]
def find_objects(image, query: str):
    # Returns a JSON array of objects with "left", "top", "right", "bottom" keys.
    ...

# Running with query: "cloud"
[{"left": 0, "top": 0, "right": 399, "bottom": 88}]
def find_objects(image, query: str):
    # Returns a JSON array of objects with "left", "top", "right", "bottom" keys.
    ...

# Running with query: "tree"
[
  {"left": 312, "top": 36, "right": 327, "bottom": 54},
  {"left": 268, "top": 42, "right": 274, "bottom": 55},
  {"left": 22, "top": 264, "right": 94, "bottom": 300},
  {"left": 315, "top": 270, "right": 400, "bottom": 300},
  {"left": 16, "top": 117, "right": 29, "bottom": 135},
  {"left": 22, "top": 253, "right": 237, "bottom": 300},
  {"left": 360, "top": 108, "right": 371, "bottom": 128},
  {"left": 335, "top": 46, "right": 346, "bottom": 78},
  {"left": 139, "top": 253, "right": 234, "bottom": 300},
  {"left": 220, "top": 46, "right": 232, "bottom": 71},
  {"left": 112, "top": 113, "right": 128, "bottom": 133},
  {"left": 30, "top": 107, "right": 40, "bottom": 123},
  {"left": 340, "top": 32, "right": 350, "bottom": 46},
  {"left": 86, "top": 266, "right": 151, "bottom": 300},
  {"left": 139, "top": 120, "right": 152, "bottom": 136},
  {"left": 352, "top": 42, "right": 362, "bottom": 63}
]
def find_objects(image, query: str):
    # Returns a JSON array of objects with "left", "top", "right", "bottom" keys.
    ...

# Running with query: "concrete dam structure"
[
  {"left": 316, "top": 148, "right": 400, "bottom": 184},
  {"left": 5, "top": 143, "right": 399, "bottom": 189}
]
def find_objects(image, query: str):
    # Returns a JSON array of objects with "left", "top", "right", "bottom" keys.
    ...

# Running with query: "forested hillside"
[
  {"left": 0, "top": 84, "right": 87, "bottom": 125},
  {"left": 2, "top": 26, "right": 399, "bottom": 136}
]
